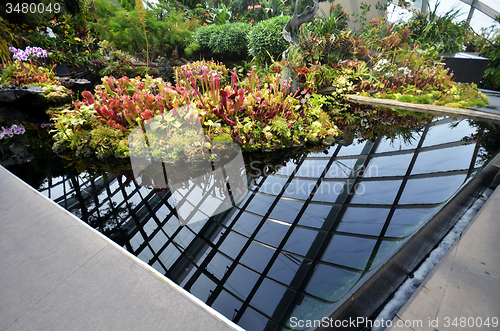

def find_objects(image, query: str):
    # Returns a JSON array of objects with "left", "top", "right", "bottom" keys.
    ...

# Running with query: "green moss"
[
  {"left": 444, "top": 102, "right": 463, "bottom": 108},
  {"left": 474, "top": 98, "right": 487, "bottom": 107},
  {"left": 414, "top": 94, "right": 433, "bottom": 104},
  {"left": 431, "top": 91, "right": 442, "bottom": 99},
  {"left": 115, "top": 139, "right": 130, "bottom": 158},
  {"left": 211, "top": 134, "right": 233, "bottom": 142},
  {"left": 270, "top": 117, "right": 291, "bottom": 139},
  {"left": 397, "top": 95, "right": 413, "bottom": 103}
]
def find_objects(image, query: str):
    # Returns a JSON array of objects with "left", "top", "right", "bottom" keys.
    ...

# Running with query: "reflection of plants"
[
  {"left": 0, "top": 120, "right": 26, "bottom": 142},
  {"left": 335, "top": 105, "right": 432, "bottom": 143},
  {"left": 2, "top": 120, "right": 73, "bottom": 190},
  {"left": 244, "top": 143, "right": 328, "bottom": 178},
  {"left": 463, "top": 120, "right": 500, "bottom": 164}
]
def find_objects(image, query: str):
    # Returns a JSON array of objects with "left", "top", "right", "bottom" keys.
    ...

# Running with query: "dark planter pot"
[
  {"left": 442, "top": 52, "right": 490, "bottom": 84},
  {"left": 74, "top": 65, "right": 93, "bottom": 83},
  {"left": 33, "top": 58, "right": 47, "bottom": 66},
  {"left": 54, "top": 63, "right": 72, "bottom": 78}
]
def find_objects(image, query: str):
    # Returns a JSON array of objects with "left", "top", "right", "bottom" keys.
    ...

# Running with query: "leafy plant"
[
  {"left": 357, "top": 54, "right": 488, "bottom": 109},
  {"left": 0, "top": 17, "right": 14, "bottom": 59},
  {"left": 207, "top": 3, "right": 232, "bottom": 25},
  {"left": 248, "top": 15, "right": 290, "bottom": 62},
  {"left": 188, "top": 22, "right": 250, "bottom": 60},
  {"left": 313, "top": 3, "right": 349, "bottom": 37},
  {"left": 401, "top": 2, "right": 469, "bottom": 53},
  {"left": 476, "top": 18, "right": 500, "bottom": 91},
  {"left": 188, "top": 23, "right": 217, "bottom": 58},
  {"left": 208, "top": 22, "right": 251, "bottom": 59},
  {"left": 89, "top": 0, "right": 198, "bottom": 60},
  {"left": 135, "top": 0, "right": 149, "bottom": 70},
  {"left": 2, "top": 59, "right": 60, "bottom": 86},
  {"left": 51, "top": 59, "right": 341, "bottom": 159}
]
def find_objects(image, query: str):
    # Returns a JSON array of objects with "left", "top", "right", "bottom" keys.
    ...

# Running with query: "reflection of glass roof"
[{"left": 39, "top": 118, "right": 485, "bottom": 331}]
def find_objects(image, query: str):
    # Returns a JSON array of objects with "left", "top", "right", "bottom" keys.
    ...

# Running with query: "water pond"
[{"left": 4, "top": 115, "right": 499, "bottom": 331}]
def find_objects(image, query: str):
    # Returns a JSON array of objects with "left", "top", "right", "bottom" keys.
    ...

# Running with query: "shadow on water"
[{"left": 4, "top": 108, "right": 500, "bottom": 331}]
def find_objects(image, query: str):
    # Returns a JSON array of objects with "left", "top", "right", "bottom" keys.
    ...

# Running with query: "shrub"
[
  {"left": 189, "top": 22, "right": 250, "bottom": 60},
  {"left": 248, "top": 15, "right": 290, "bottom": 62},
  {"left": 90, "top": 0, "right": 198, "bottom": 60},
  {"left": 189, "top": 24, "right": 218, "bottom": 57},
  {"left": 208, "top": 22, "right": 250, "bottom": 59}
]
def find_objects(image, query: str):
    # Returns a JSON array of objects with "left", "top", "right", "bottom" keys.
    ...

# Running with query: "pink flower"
[
  {"left": 254, "top": 4, "right": 261, "bottom": 8},
  {"left": 370, "top": 17, "right": 380, "bottom": 27},
  {"left": 247, "top": 5, "right": 253, "bottom": 10}
]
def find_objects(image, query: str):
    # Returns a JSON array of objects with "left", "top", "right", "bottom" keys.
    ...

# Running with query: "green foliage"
[
  {"left": 313, "top": 3, "right": 349, "bottom": 38},
  {"left": 51, "top": 61, "right": 341, "bottom": 158},
  {"left": 0, "top": 17, "right": 13, "bottom": 59},
  {"left": 207, "top": 3, "right": 232, "bottom": 25},
  {"left": 52, "top": 104, "right": 97, "bottom": 142},
  {"left": 464, "top": 120, "right": 500, "bottom": 164},
  {"left": 397, "top": 95, "right": 413, "bottom": 103},
  {"left": 189, "top": 23, "right": 217, "bottom": 57},
  {"left": 260, "top": 0, "right": 287, "bottom": 20},
  {"left": 248, "top": 15, "right": 290, "bottom": 62},
  {"left": 89, "top": 0, "right": 198, "bottom": 60},
  {"left": 401, "top": 3, "right": 469, "bottom": 53},
  {"left": 119, "top": 0, "right": 135, "bottom": 11},
  {"left": 189, "top": 22, "right": 250, "bottom": 60},
  {"left": 477, "top": 22, "right": 500, "bottom": 91},
  {"left": 296, "top": 30, "right": 369, "bottom": 66},
  {"left": 184, "top": 42, "right": 201, "bottom": 58},
  {"left": 208, "top": 22, "right": 250, "bottom": 58},
  {"left": 356, "top": 51, "right": 489, "bottom": 109}
]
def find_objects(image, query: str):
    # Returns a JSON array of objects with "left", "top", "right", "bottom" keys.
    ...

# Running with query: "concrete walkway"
[
  {"left": 0, "top": 166, "right": 242, "bottom": 331},
  {"left": 388, "top": 185, "right": 500, "bottom": 331}
]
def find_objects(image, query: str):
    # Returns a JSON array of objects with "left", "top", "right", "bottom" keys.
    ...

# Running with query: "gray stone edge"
[
  {"left": 2, "top": 166, "right": 245, "bottom": 331},
  {"left": 389, "top": 184, "right": 500, "bottom": 329}
]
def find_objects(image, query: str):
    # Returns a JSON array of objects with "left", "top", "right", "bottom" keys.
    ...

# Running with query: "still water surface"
[{"left": 13, "top": 117, "right": 491, "bottom": 331}]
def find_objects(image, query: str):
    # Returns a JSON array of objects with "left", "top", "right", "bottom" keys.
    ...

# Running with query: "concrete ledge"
[
  {"left": 388, "top": 185, "right": 500, "bottom": 331},
  {"left": 0, "top": 166, "right": 243, "bottom": 331}
]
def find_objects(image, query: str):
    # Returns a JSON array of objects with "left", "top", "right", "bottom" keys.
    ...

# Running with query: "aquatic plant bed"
[{"left": 6, "top": 115, "right": 500, "bottom": 331}]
